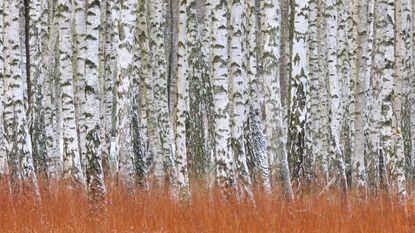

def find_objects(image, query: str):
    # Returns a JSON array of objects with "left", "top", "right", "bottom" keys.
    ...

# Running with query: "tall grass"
[{"left": 0, "top": 179, "right": 414, "bottom": 233}]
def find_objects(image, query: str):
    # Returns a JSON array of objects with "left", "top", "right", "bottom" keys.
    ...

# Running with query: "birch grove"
[{"left": 0, "top": 0, "right": 415, "bottom": 206}]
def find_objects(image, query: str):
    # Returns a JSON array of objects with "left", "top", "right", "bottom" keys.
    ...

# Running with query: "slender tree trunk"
[
  {"left": 73, "top": 0, "right": 88, "bottom": 175},
  {"left": 115, "top": 0, "right": 137, "bottom": 190},
  {"left": 260, "top": 0, "right": 294, "bottom": 201},
  {"left": 391, "top": 0, "right": 407, "bottom": 200},
  {"left": 57, "top": 0, "right": 85, "bottom": 185},
  {"left": 325, "top": 0, "right": 348, "bottom": 197},
  {"left": 44, "top": 10, "right": 62, "bottom": 179},
  {"left": 3, "top": 0, "right": 40, "bottom": 198},
  {"left": 288, "top": 0, "right": 308, "bottom": 187},
  {"left": 148, "top": 0, "right": 178, "bottom": 193},
  {"left": 0, "top": 0, "right": 7, "bottom": 175},
  {"left": 28, "top": 0, "right": 48, "bottom": 178},
  {"left": 245, "top": 0, "right": 271, "bottom": 193},
  {"left": 352, "top": 0, "right": 369, "bottom": 195},
  {"left": 85, "top": 0, "right": 106, "bottom": 202},
  {"left": 229, "top": 0, "right": 254, "bottom": 200},
  {"left": 175, "top": 0, "right": 190, "bottom": 197},
  {"left": 211, "top": 0, "right": 236, "bottom": 195}
]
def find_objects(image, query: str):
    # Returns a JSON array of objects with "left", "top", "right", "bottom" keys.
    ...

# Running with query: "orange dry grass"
[{"left": 0, "top": 179, "right": 414, "bottom": 233}]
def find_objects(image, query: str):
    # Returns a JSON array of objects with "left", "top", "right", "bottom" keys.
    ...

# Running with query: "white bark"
[
  {"left": 211, "top": 0, "right": 237, "bottom": 194},
  {"left": 28, "top": 0, "right": 48, "bottom": 176},
  {"left": 175, "top": 0, "right": 190, "bottom": 197},
  {"left": 148, "top": 0, "right": 178, "bottom": 192},
  {"left": 85, "top": 0, "right": 105, "bottom": 201},
  {"left": 3, "top": 0, "right": 39, "bottom": 197},
  {"left": 44, "top": 12, "right": 62, "bottom": 179},
  {"left": 57, "top": 0, "right": 85, "bottom": 185},
  {"left": 229, "top": 0, "right": 253, "bottom": 200},
  {"left": 391, "top": 0, "right": 407, "bottom": 199},
  {"left": 73, "top": 0, "right": 88, "bottom": 175},
  {"left": 289, "top": 0, "right": 308, "bottom": 183},
  {"left": 261, "top": 0, "right": 294, "bottom": 201},
  {"left": 306, "top": 0, "right": 319, "bottom": 185},
  {"left": 325, "top": 0, "right": 348, "bottom": 194},
  {"left": 352, "top": 0, "right": 369, "bottom": 194},
  {"left": 0, "top": 0, "right": 7, "bottom": 175},
  {"left": 115, "top": 0, "right": 137, "bottom": 190},
  {"left": 245, "top": 0, "right": 271, "bottom": 193}
]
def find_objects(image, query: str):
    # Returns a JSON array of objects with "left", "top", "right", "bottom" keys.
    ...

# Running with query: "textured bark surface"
[{"left": 260, "top": 0, "right": 294, "bottom": 201}]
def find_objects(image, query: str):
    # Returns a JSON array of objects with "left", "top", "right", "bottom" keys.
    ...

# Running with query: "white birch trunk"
[
  {"left": 85, "top": 0, "right": 106, "bottom": 201},
  {"left": 325, "top": 0, "right": 348, "bottom": 195},
  {"left": 211, "top": 0, "right": 237, "bottom": 194},
  {"left": 306, "top": 0, "right": 319, "bottom": 185},
  {"left": 261, "top": 0, "right": 294, "bottom": 201},
  {"left": 115, "top": 0, "right": 137, "bottom": 190},
  {"left": 352, "top": 0, "right": 369, "bottom": 194},
  {"left": 73, "top": 0, "right": 88, "bottom": 175},
  {"left": 44, "top": 12, "right": 62, "bottom": 179},
  {"left": 28, "top": 0, "right": 48, "bottom": 176},
  {"left": 0, "top": 0, "right": 7, "bottom": 175},
  {"left": 245, "top": 0, "right": 271, "bottom": 193},
  {"left": 391, "top": 0, "right": 407, "bottom": 199},
  {"left": 57, "top": 0, "right": 85, "bottom": 185},
  {"left": 3, "top": 0, "right": 39, "bottom": 197},
  {"left": 175, "top": 0, "right": 190, "bottom": 197},
  {"left": 148, "top": 0, "right": 178, "bottom": 192},
  {"left": 288, "top": 0, "right": 308, "bottom": 184},
  {"left": 229, "top": 0, "right": 253, "bottom": 200}
]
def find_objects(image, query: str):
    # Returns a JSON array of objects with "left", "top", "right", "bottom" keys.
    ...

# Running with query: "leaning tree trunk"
[{"left": 260, "top": 0, "right": 294, "bottom": 201}]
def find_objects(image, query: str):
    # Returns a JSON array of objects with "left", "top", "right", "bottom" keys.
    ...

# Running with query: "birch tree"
[
  {"left": 137, "top": 0, "right": 164, "bottom": 186},
  {"left": 3, "top": 0, "right": 39, "bottom": 197},
  {"left": 115, "top": 0, "right": 137, "bottom": 190},
  {"left": 57, "top": 0, "right": 85, "bottom": 185},
  {"left": 148, "top": 0, "right": 178, "bottom": 191},
  {"left": 325, "top": 0, "right": 348, "bottom": 195},
  {"left": 85, "top": 0, "right": 105, "bottom": 201},
  {"left": 244, "top": 0, "right": 271, "bottom": 193},
  {"left": 261, "top": 0, "right": 294, "bottom": 201},
  {"left": 175, "top": 0, "right": 190, "bottom": 196},
  {"left": 306, "top": 0, "right": 319, "bottom": 186},
  {"left": 288, "top": 0, "right": 308, "bottom": 184},
  {"left": 0, "top": 0, "right": 6, "bottom": 175},
  {"left": 228, "top": 0, "right": 253, "bottom": 199},
  {"left": 43, "top": 10, "right": 62, "bottom": 179},
  {"left": 351, "top": 0, "right": 369, "bottom": 194},
  {"left": 390, "top": 0, "right": 407, "bottom": 199},
  {"left": 28, "top": 0, "right": 48, "bottom": 177},
  {"left": 73, "top": 0, "right": 88, "bottom": 174},
  {"left": 377, "top": 0, "right": 397, "bottom": 194},
  {"left": 211, "top": 0, "right": 236, "bottom": 194}
]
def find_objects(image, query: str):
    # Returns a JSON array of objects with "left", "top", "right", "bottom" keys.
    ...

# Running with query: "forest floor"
[{"left": 0, "top": 179, "right": 414, "bottom": 233}]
